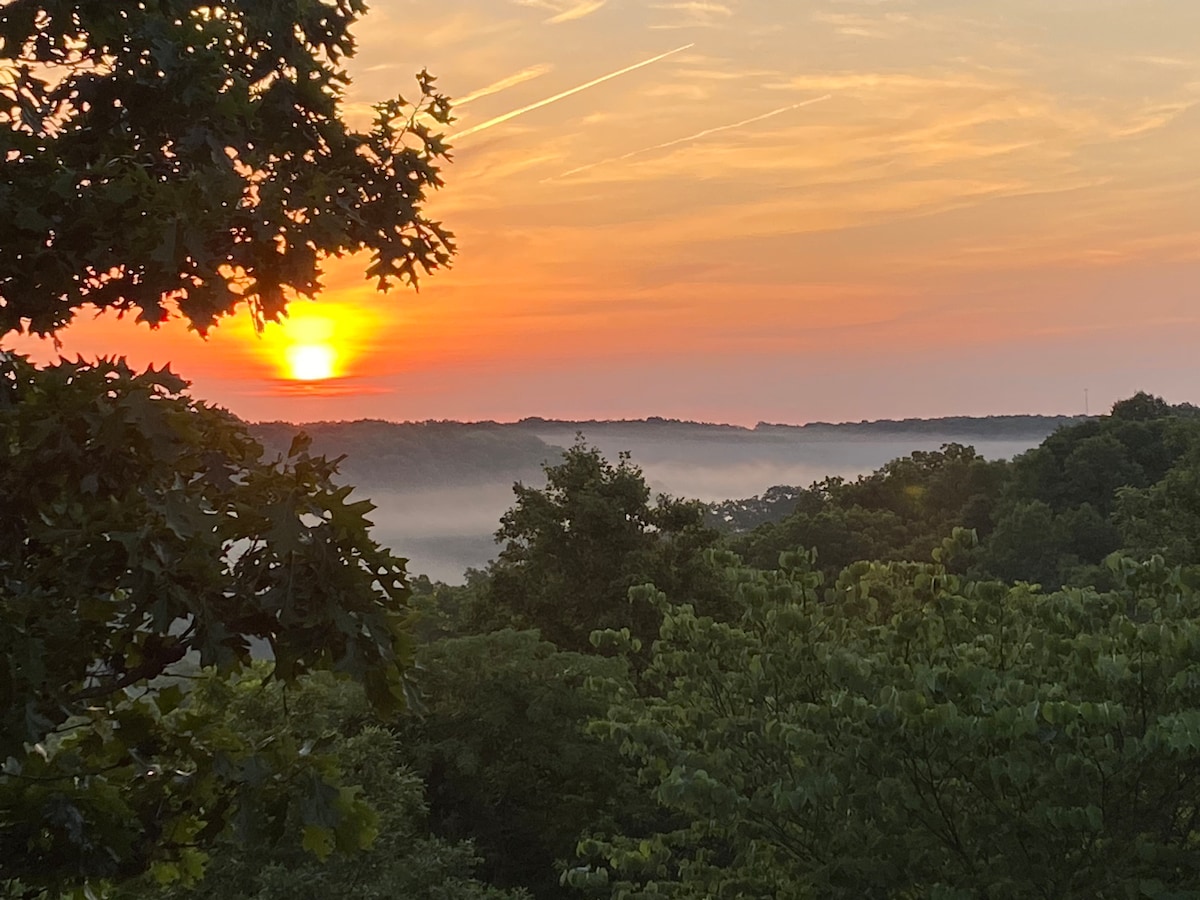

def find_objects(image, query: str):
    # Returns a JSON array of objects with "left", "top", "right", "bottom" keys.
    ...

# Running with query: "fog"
[
  {"left": 358, "top": 430, "right": 1046, "bottom": 583},
  {"left": 533, "top": 428, "right": 1043, "bottom": 502},
  {"left": 361, "top": 482, "right": 516, "bottom": 582}
]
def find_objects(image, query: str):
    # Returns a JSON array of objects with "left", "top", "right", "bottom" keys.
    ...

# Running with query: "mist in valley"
[
  {"left": 352, "top": 427, "right": 1052, "bottom": 583},
  {"left": 361, "top": 482, "right": 517, "bottom": 584}
]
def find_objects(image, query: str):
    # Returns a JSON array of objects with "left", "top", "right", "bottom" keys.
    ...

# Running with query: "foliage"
[
  {"left": 1, "top": 0, "right": 458, "bottom": 892},
  {"left": 578, "top": 541, "right": 1200, "bottom": 899},
  {"left": 707, "top": 484, "right": 812, "bottom": 533},
  {"left": 1116, "top": 447, "right": 1200, "bottom": 569},
  {"left": 398, "top": 629, "right": 654, "bottom": 899},
  {"left": 141, "top": 669, "right": 527, "bottom": 900},
  {"left": 975, "top": 393, "right": 1200, "bottom": 587},
  {"left": 479, "top": 442, "right": 726, "bottom": 653},
  {"left": 0, "top": 0, "right": 454, "bottom": 336},
  {"left": 724, "top": 401, "right": 1200, "bottom": 590},
  {"left": 0, "top": 354, "right": 412, "bottom": 894},
  {"left": 1002, "top": 393, "right": 1197, "bottom": 518},
  {"left": 409, "top": 572, "right": 490, "bottom": 643},
  {"left": 732, "top": 444, "right": 1007, "bottom": 578},
  {"left": 734, "top": 502, "right": 910, "bottom": 575}
]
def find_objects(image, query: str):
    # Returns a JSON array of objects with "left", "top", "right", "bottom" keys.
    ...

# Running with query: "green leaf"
[{"left": 301, "top": 824, "right": 335, "bottom": 861}]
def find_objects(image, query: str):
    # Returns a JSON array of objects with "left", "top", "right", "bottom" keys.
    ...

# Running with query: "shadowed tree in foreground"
[{"left": 0, "top": 1, "right": 455, "bottom": 894}]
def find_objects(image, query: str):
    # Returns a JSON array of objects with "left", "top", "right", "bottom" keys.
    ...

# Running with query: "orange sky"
[{"left": 10, "top": 0, "right": 1200, "bottom": 424}]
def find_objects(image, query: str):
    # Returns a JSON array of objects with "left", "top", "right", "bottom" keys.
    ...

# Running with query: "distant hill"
[
  {"left": 249, "top": 414, "right": 1081, "bottom": 492},
  {"left": 250, "top": 419, "right": 563, "bottom": 490},
  {"left": 753, "top": 414, "right": 1085, "bottom": 438},
  {"left": 246, "top": 413, "right": 1082, "bottom": 582},
  {"left": 511, "top": 413, "right": 1083, "bottom": 438}
]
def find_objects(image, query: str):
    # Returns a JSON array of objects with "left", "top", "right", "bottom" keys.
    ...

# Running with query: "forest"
[
  {"left": 7, "top": 387, "right": 1200, "bottom": 898},
  {"left": 3, "top": 4, "right": 1200, "bottom": 898}
]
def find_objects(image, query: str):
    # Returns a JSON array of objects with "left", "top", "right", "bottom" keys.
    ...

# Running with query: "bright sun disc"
[
  {"left": 254, "top": 295, "right": 379, "bottom": 383},
  {"left": 286, "top": 344, "right": 337, "bottom": 381}
]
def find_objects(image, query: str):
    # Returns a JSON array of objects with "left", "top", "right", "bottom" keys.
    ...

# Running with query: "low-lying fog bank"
[{"left": 344, "top": 427, "right": 1055, "bottom": 583}]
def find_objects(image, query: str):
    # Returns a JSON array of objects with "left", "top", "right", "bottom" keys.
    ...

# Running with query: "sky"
[{"left": 12, "top": 0, "right": 1200, "bottom": 424}]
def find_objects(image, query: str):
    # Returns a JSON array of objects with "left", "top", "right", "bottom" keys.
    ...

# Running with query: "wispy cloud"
[
  {"left": 763, "top": 70, "right": 1004, "bottom": 96},
  {"left": 812, "top": 10, "right": 911, "bottom": 39},
  {"left": 1122, "top": 55, "right": 1196, "bottom": 70},
  {"left": 651, "top": 1, "right": 734, "bottom": 29},
  {"left": 516, "top": 0, "right": 607, "bottom": 24},
  {"left": 1110, "top": 99, "right": 1199, "bottom": 138}
]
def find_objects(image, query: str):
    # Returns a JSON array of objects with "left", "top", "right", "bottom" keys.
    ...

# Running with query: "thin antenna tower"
[{"left": 1084, "top": 388, "right": 1089, "bottom": 416}]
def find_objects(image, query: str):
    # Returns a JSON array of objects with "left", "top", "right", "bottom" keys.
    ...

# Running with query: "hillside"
[
  {"left": 250, "top": 413, "right": 1080, "bottom": 491},
  {"left": 247, "top": 414, "right": 1077, "bottom": 581}
]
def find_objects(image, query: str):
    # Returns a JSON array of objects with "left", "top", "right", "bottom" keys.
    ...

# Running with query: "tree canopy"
[
  {"left": 0, "top": 0, "right": 454, "bottom": 336},
  {"left": 478, "top": 442, "right": 726, "bottom": 653},
  {"left": 1, "top": 3, "right": 457, "bottom": 894},
  {"left": 140, "top": 667, "right": 530, "bottom": 900},
  {"left": 0, "top": 354, "right": 414, "bottom": 893},
  {"left": 577, "top": 545, "right": 1200, "bottom": 899}
]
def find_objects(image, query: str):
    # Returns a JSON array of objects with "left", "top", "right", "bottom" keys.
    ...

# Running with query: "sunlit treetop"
[{"left": 0, "top": 0, "right": 455, "bottom": 338}]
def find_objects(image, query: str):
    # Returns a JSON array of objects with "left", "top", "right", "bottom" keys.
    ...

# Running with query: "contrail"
[
  {"left": 448, "top": 43, "right": 695, "bottom": 141},
  {"left": 548, "top": 93, "right": 833, "bottom": 181},
  {"left": 456, "top": 64, "right": 553, "bottom": 108}
]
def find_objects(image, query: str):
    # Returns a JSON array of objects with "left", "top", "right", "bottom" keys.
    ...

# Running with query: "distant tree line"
[
  {"left": 251, "top": 420, "right": 558, "bottom": 491},
  {"left": 247, "top": 410, "right": 1080, "bottom": 497},
  {"left": 715, "top": 393, "right": 1200, "bottom": 592}
]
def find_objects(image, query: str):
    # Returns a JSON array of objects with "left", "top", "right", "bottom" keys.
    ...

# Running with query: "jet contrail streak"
[
  {"left": 456, "top": 64, "right": 554, "bottom": 108},
  {"left": 448, "top": 43, "right": 696, "bottom": 141},
  {"left": 549, "top": 93, "right": 834, "bottom": 181}
]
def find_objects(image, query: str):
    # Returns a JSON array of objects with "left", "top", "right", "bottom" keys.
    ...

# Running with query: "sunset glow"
[
  {"left": 251, "top": 299, "right": 379, "bottom": 384},
  {"left": 286, "top": 344, "right": 337, "bottom": 381},
  {"left": 269, "top": 306, "right": 338, "bottom": 381},
  {"left": 8, "top": 0, "right": 1199, "bottom": 424}
]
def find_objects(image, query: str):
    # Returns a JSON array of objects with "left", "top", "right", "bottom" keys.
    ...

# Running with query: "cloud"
[
  {"left": 262, "top": 379, "right": 394, "bottom": 398},
  {"left": 764, "top": 71, "right": 991, "bottom": 95},
  {"left": 516, "top": 0, "right": 607, "bottom": 24},
  {"left": 811, "top": 10, "right": 911, "bottom": 39},
  {"left": 651, "top": 1, "right": 734, "bottom": 29},
  {"left": 1122, "top": 55, "right": 1196, "bottom": 70},
  {"left": 1111, "top": 99, "right": 1199, "bottom": 138}
]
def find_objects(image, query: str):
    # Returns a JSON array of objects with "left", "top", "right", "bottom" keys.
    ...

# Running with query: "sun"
[
  {"left": 266, "top": 303, "right": 343, "bottom": 382},
  {"left": 248, "top": 294, "right": 382, "bottom": 384},
  {"left": 286, "top": 343, "right": 337, "bottom": 381}
]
